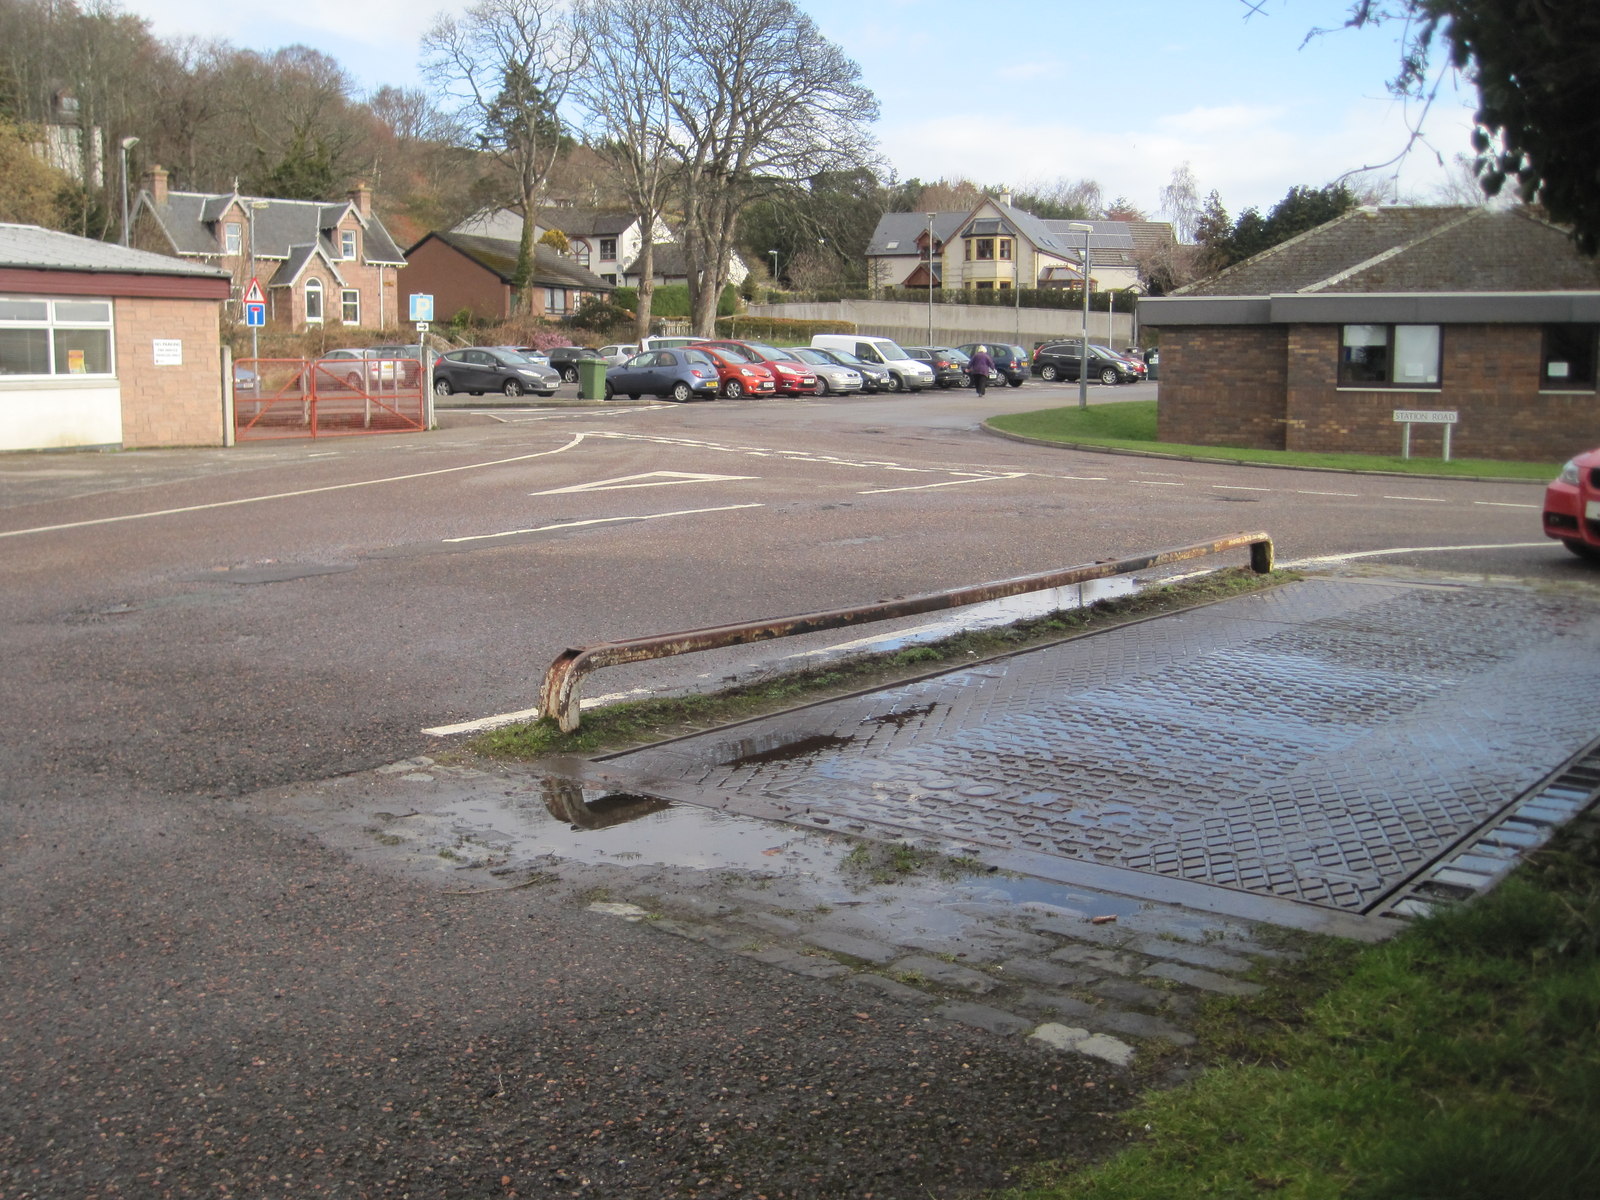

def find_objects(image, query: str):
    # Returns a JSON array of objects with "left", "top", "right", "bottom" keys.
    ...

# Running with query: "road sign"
[
  {"left": 415, "top": 321, "right": 430, "bottom": 333},
  {"left": 244, "top": 302, "right": 266, "bottom": 328},
  {"left": 1392, "top": 409, "right": 1457, "bottom": 424},
  {"left": 243, "top": 278, "right": 265, "bottom": 305},
  {"left": 409, "top": 294, "right": 434, "bottom": 322}
]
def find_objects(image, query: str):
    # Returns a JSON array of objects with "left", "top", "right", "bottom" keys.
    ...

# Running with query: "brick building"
[
  {"left": 0, "top": 222, "right": 230, "bottom": 451},
  {"left": 1140, "top": 206, "right": 1600, "bottom": 463},
  {"left": 401, "top": 230, "right": 614, "bottom": 324},
  {"left": 130, "top": 171, "right": 406, "bottom": 331}
]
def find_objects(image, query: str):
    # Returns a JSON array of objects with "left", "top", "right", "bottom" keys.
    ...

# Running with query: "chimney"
[
  {"left": 142, "top": 165, "right": 168, "bottom": 206},
  {"left": 1000, "top": 190, "right": 1012, "bottom": 207},
  {"left": 349, "top": 182, "right": 372, "bottom": 219}
]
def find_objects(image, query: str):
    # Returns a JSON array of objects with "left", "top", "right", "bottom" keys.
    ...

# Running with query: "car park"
[
  {"left": 802, "top": 345, "right": 892, "bottom": 392},
  {"left": 604, "top": 348, "right": 721, "bottom": 402},
  {"left": 546, "top": 345, "right": 606, "bottom": 382},
  {"left": 694, "top": 344, "right": 779, "bottom": 398},
  {"left": 778, "top": 347, "right": 863, "bottom": 395},
  {"left": 810, "top": 334, "right": 933, "bottom": 392},
  {"left": 694, "top": 340, "right": 817, "bottom": 396},
  {"left": 956, "top": 342, "right": 1030, "bottom": 387},
  {"left": 903, "top": 346, "right": 970, "bottom": 389},
  {"left": 432, "top": 347, "right": 560, "bottom": 397},
  {"left": 1543, "top": 447, "right": 1600, "bottom": 560},
  {"left": 1032, "top": 340, "right": 1145, "bottom": 385}
]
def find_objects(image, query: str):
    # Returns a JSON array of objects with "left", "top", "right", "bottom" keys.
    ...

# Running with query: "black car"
[
  {"left": 432, "top": 347, "right": 560, "bottom": 397},
  {"left": 955, "top": 342, "right": 1029, "bottom": 387},
  {"left": 546, "top": 345, "right": 606, "bottom": 383},
  {"left": 1032, "top": 340, "right": 1143, "bottom": 385},
  {"left": 903, "top": 346, "right": 968, "bottom": 389},
  {"left": 804, "top": 345, "right": 892, "bottom": 392}
]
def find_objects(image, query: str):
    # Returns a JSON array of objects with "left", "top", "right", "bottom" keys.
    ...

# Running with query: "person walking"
[{"left": 966, "top": 344, "right": 996, "bottom": 397}]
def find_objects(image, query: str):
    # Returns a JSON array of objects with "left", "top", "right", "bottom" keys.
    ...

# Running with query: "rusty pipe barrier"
[{"left": 538, "top": 531, "right": 1275, "bottom": 732}]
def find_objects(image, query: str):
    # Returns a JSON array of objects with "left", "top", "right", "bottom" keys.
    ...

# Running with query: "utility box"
[{"left": 578, "top": 357, "right": 607, "bottom": 400}]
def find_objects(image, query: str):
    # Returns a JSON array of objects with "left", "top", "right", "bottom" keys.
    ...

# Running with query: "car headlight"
[
  {"left": 740, "top": 367, "right": 758, "bottom": 376},
  {"left": 1558, "top": 458, "right": 1580, "bottom": 485}
]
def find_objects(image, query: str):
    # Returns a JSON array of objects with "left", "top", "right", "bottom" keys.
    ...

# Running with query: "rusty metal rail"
[{"left": 538, "top": 531, "right": 1275, "bottom": 732}]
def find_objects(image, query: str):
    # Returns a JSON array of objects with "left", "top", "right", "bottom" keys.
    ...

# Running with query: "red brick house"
[
  {"left": 400, "top": 230, "right": 614, "bottom": 324},
  {"left": 1139, "top": 206, "right": 1600, "bottom": 463},
  {"left": 130, "top": 170, "right": 407, "bottom": 331}
]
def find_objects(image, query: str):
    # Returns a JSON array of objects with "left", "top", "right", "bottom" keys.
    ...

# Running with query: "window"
[
  {"left": 224, "top": 222, "right": 242, "bottom": 255},
  {"left": 341, "top": 289, "right": 360, "bottom": 325},
  {"left": 1339, "top": 324, "right": 1440, "bottom": 387},
  {"left": 975, "top": 238, "right": 995, "bottom": 260},
  {"left": 602, "top": 273, "right": 616, "bottom": 285},
  {"left": 600, "top": 237, "right": 617, "bottom": 260},
  {"left": 1542, "top": 324, "right": 1597, "bottom": 390},
  {"left": 999, "top": 239, "right": 1012, "bottom": 260},
  {"left": 545, "top": 288, "right": 568, "bottom": 314},
  {"left": 305, "top": 278, "right": 324, "bottom": 323},
  {"left": 340, "top": 230, "right": 356, "bottom": 259},
  {"left": 0, "top": 296, "right": 113, "bottom": 377},
  {"left": 975, "top": 281, "right": 994, "bottom": 291}
]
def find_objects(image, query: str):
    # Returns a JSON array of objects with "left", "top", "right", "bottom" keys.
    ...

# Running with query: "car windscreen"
[
  {"left": 683, "top": 349, "right": 715, "bottom": 365},
  {"left": 494, "top": 350, "right": 535, "bottom": 364},
  {"left": 783, "top": 348, "right": 825, "bottom": 364},
  {"left": 745, "top": 344, "right": 794, "bottom": 363},
  {"left": 714, "top": 344, "right": 760, "bottom": 363},
  {"left": 874, "top": 341, "right": 911, "bottom": 359}
]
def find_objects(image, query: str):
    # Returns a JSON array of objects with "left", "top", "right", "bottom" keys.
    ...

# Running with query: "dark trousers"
[{"left": 971, "top": 373, "right": 988, "bottom": 396}]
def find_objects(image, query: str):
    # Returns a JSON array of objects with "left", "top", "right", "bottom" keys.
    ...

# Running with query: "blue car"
[{"left": 604, "top": 348, "right": 721, "bottom": 402}]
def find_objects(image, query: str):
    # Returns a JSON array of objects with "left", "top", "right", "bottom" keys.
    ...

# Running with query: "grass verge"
[
  {"left": 470, "top": 566, "right": 1290, "bottom": 761},
  {"left": 986, "top": 401, "right": 1559, "bottom": 481},
  {"left": 999, "top": 812, "right": 1600, "bottom": 1200}
]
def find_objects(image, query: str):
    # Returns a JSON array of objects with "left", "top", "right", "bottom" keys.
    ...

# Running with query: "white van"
[
  {"left": 810, "top": 335, "right": 933, "bottom": 392},
  {"left": 639, "top": 335, "right": 699, "bottom": 352}
]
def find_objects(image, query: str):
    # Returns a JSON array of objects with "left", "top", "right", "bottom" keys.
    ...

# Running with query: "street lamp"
[
  {"left": 1126, "top": 283, "right": 1144, "bottom": 350},
  {"left": 1065, "top": 221, "right": 1094, "bottom": 409},
  {"left": 768, "top": 249, "right": 779, "bottom": 285},
  {"left": 926, "top": 212, "right": 936, "bottom": 346},
  {"left": 118, "top": 136, "right": 139, "bottom": 247}
]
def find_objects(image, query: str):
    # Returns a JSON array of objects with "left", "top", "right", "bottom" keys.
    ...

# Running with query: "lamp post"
[
  {"left": 926, "top": 212, "right": 936, "bottom": 346},
  {"left": 768, "top": 249, "right": 778, "bottom": 285},
  {"left": 1065, "top": 221, "right": 1094, "bottom": 408},
  {"left": 1126, "top": 283, "right": 1143, "bottom": 350},
  {"left": 247, "top": 200, "right": 269, "bottom": 361},
  {"left": 118, "top": 136, "right": 139, "bottom": 247}
]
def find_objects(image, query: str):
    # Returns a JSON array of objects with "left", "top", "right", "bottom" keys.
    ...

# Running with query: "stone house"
[
  {"left": 130, "top": 170, "right": 407, "bottom": 330},
  {"left": 1139, "top": 206, "right": 1600, "bottom": 463}
]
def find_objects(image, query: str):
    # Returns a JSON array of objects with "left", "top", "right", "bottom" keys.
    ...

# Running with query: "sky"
[{"left": 120, "top": 0, "right": 1482, "bottom": 221}]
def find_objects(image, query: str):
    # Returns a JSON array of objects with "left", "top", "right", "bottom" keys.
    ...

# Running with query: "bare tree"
[
  {"left": 643, "top": 0, "right": 878, "bottom": 336},
  {"left": 1158, "top": 163, "right": 1202, "bottom": 242},
  {"left": 423, "top": 0, "right": 586, "bottom": 307},
  {"left": 570, "top": 0, "right": 679, "bottom": 340}
]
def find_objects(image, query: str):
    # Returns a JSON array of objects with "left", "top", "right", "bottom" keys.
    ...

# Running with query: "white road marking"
[
  {"left": 1473, "top": 499, "right": 1539, "bottom": 509},
  {"left": 1382, "top": 495, "right": 1448, "bottom": 503},
  {"left": 1283, "top": 541, "right": 1552, "bottom": 567},
  {"left": 422, "top": 687, "right": 653, "bottom": 736},
  {"left": 1213, "top": 485, "right": 1270, "bottom": 492},
  {"left": 859, "top": 473, "right": 1026, "bottom": 495},
  {"left": 1130, "top": 480, "right": 1184, "bottom": 487},
  {"left": 0, "top": 434, "right": 590, "bottom": 540},
  {"left": 1297, "top": 489, "right": 1360, "bottom": 497},
  {"left": 532, "top": 470, "right": 756, "bottom": 496},
  {"left": 443, "top": 503, "right": 764, "bottom": 543}
]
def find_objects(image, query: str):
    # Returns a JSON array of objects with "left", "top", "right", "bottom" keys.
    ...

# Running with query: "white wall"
[{"left": 0, "top": 380, "right": 122, "bottom": 451}]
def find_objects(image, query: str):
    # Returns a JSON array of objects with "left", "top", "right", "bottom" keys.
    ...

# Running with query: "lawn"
[{"left": 986, "top": 401, "right": 1561, "bottom": 481}]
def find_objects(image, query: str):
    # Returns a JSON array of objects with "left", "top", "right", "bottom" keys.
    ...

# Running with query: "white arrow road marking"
[
  {"left": 531, "top": 470, "right": 756, "bottom": 496},
  {"left": 443, "top": 503, "right": 764, "bottom": 543}
]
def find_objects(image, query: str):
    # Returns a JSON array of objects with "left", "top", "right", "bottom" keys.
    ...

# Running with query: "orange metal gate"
[{"left": 233, "top": 356, "right": 426, "bottom": 441}]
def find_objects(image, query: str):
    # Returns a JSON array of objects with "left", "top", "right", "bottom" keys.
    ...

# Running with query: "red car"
[
  {"left": 695, "top": 345, "right": 778, "bottom": 399},
  {"left": 695, "top": 340, "right": 818, "bottom": 396},
  {"left": 1543, "top": 447, "right": 1600, "bottom": 560}
]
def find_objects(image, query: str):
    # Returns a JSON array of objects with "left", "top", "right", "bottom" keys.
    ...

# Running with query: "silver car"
[{"left": 781, "top": 346, "right": 863, "bottom": 396}]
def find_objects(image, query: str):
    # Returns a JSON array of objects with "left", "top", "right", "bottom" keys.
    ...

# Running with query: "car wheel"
[
  {"left": 885, "top": 373, "right": 904, "bottom": 393},
  {"left": 433, "top": 378, "right": 453, "bottom": 396},
  {"left": 672, "top": 382, "right": 693, "bottom": 402},
  {"left": 1007, "top": 378, "right": 1024, "bottom": 388},
  {"left": 936, "top": 378, "right": 952, "bottom": 389},
  {"left": 1099, "top": 367, "right": 1120, "bottom": 386},
  {"left": 503, "top": 378, "right": 524, "bottom": 397},
  {"left": 345, "top": 372, "right": 363, "bottom": 390},
  {"left": 562, "top": 366, "right": 579, "bottom": 383},
  {"left": 628, "top": 393, "right": 641, "bottom": 400},
  {"left": 1040, "top": 364, "right": 1059, "bottom": 381},
  {"left": 603, "top": 381, "right": 615, "bottom": 401},
  {"left": 723, "top": 379, "right": 745, "bottom": 398},
  {"left": 815, "top": 376, "right": 831, "bottom": 396},
  {"left": 1562, "top": 538, "right": 1600, "bottom": 561}
]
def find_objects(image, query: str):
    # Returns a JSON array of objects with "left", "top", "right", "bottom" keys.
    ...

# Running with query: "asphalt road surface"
[{"left": 0, "top": 383, "right": 1580, "bottom": 1197}]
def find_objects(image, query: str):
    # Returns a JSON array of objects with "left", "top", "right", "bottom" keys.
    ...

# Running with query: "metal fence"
[{"left": 233, "top": 357, "right": 426, "bottom": 441}]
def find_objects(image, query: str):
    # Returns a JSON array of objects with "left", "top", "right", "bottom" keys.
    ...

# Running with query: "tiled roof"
[
  {"left": 1170, "top": 206, "right": 1600, "bottom": 297},
  {"left": 139, "top": 191, "right": 407, "bottom": 267},
  {"left": 866, "top": 202, "right": 1134, "bottom": 267},
  {"left": 423, "top": 231, "right": 615, "bottom": 290},
  {"left": 0, "top": 222, "right": 227, "bottom": 277},
  {"left": 453, "top": 207, "right": 640, "bottom": 241},
  {"left": 623, "top": 241, "right": 687, "bottom": 277}
]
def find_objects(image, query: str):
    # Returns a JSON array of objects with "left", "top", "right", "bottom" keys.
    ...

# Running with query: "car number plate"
[{"left": 1586, "top": 500, "right": 1600, "bottom": 520}]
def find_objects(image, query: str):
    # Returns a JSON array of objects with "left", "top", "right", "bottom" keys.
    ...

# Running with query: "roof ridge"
[
  {"left": 1173, "top": 206, "right": 1370, "bottom": 295},
  {"left": 1300, "top": 207, "right": 1482, "bottom": 292}
]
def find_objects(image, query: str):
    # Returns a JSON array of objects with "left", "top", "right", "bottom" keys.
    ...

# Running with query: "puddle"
[
  {"left": 722, "top": 732, "right": 856, "bottom": 767},
  {"left": 863, "top": 703, "right": 937, "bottom": 728}
]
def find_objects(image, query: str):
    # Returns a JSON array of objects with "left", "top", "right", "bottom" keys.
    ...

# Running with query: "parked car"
[
  {"left": 955, "top": 342, "right": 1030, "bottom": 387},
  {"left": 778, "top": 347, "right": 863, "bottom": 395},
  {"left": 1543, "top": 447, "right": 1600, "bottom": 560},
  {"left": 694, "top": 340, "right": 817, "bottom": 396},
  {"left": 694, "top": 344, "right": 779, "bottom": 398},
  {"left": 604, "top": 348, "right": 721, "bottom": 402},
  {"left": 1033, "top": 340, "right": 1145, "bottom": 385},
  {"left": 803, "top": 345, "right": 893, "bottom": 392},
  {"left": 1144, "top": 347, "right": 1160, "bottom": 381},
  {"left": 546, "top": 345, "right": 606, "bottom": 382},
  {"left": 811, "top": 334, "right": 933, "bottom": 392},
  {"left": 316, "top": 347, "right": 422, "bottom": 390},
  {"left": 597, "top": 343, "right": 638, "bottom": 366},
  {"left": 903, "top": 346, "right": 969, "bottom": 389},
  {"left": 639, "top": 335, "right": 701, "bottom": 352},
  {"left": 432, "top": 347, "right": 560, "bottom": 397}
]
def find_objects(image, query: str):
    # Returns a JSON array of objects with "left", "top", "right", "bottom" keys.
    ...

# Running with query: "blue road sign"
[{"left": 244, "top": 302, "right": 266, "bottom": 328}]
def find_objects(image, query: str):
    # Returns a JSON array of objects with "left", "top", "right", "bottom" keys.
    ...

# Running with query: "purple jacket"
[{"left": 967, "top": 350, "right": 995, "bottom": 376}]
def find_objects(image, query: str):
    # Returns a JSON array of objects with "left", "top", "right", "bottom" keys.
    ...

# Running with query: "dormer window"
[
  {"left": 224, "top": 222, "right": 242, "bottom": 255},
  {"left": 340, "top": 230, "right": 357, "bottom": 260}
]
